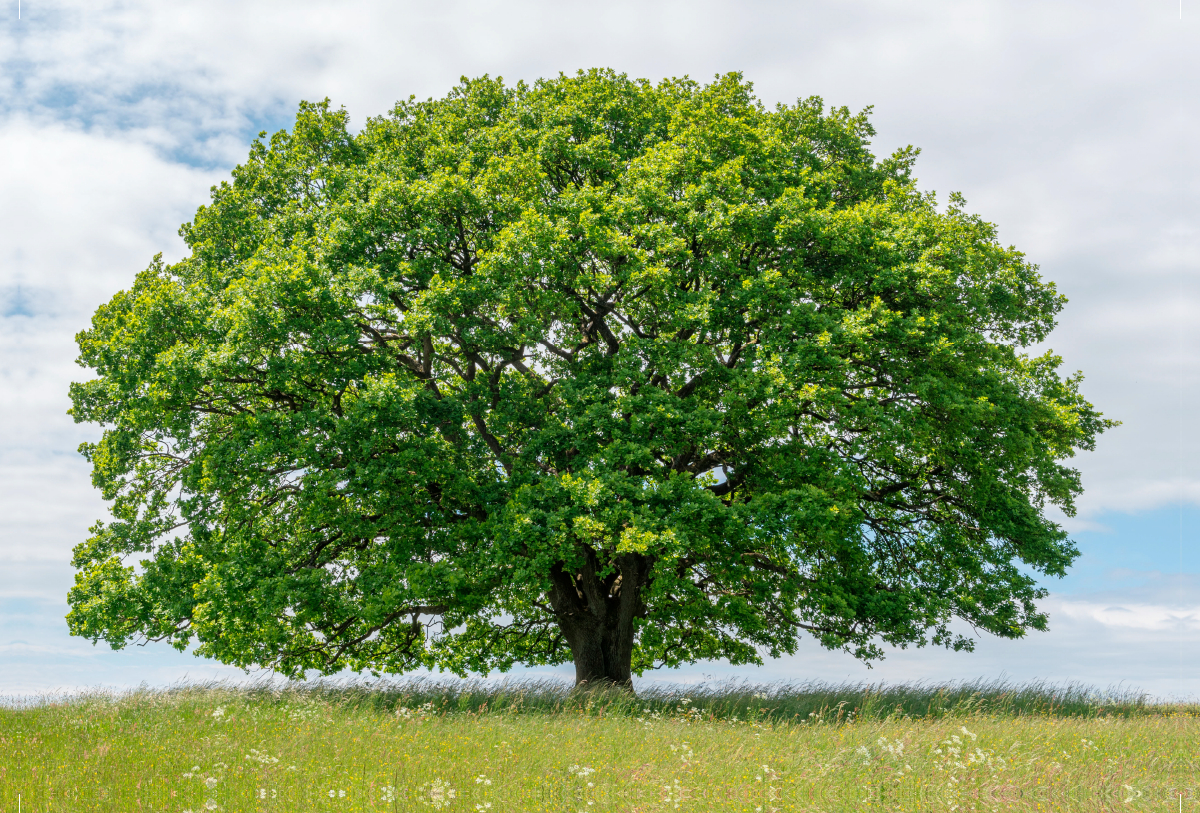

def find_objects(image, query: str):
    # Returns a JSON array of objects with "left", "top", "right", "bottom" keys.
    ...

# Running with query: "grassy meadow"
[{"left": 0, "top": 679, "right": 1196, "bottom": 812}]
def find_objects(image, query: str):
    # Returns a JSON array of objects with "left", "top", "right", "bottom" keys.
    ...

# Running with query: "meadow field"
[{"left": 0, "top": 679, "right": 1195, "bottom": 812}]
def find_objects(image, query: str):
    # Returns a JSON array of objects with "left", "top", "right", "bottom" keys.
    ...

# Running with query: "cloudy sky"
[{"left": 1, "top": 0, "right": 1197, "bottom": 699}]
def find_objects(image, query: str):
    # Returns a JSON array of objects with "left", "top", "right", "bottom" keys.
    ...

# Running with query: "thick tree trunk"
[{"left": 547, "top": 550, "right": 647, "bottom": 688}]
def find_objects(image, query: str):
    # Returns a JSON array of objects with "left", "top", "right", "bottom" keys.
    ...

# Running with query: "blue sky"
[{"left": 0, "top": 0, "right": 1197, "bottom": 699}]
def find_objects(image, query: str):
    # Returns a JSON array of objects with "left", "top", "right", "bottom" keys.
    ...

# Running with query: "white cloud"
[
  {"left": 1057, "top": 599, "right": 1200, "bottom": 631},
  {"left": 0, "top": 117, "right": 218, "bottom": 307}
]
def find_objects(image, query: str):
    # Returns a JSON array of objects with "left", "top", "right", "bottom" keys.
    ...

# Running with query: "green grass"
[{"left": 0, "top": 679, "right": 1196, "bottom": 812}]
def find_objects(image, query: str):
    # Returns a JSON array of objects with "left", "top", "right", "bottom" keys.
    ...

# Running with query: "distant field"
[{"left": 0, "top": 679, "right": 1195, "bottom": 812}]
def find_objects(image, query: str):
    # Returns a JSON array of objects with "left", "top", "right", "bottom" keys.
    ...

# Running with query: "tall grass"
[
  {"left": 0, "top": 678, "right": 1195, "bottom": 812},
  {"left": 80, "top": 675, "right": 1159, "bottom": 722}
]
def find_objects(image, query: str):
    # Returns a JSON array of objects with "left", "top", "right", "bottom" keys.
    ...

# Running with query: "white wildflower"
[
  {"left": 876, "top": 736, "right": 905, "bottom": 758},
  {"left": 662, "top": 777, "right": 684, "bottom": 810},
  {"left": 669, "top": 741, "right": 695, "bottom": 765},
  {"left": 396, "top": 700, "right": 438, "bottom": 721},
  {"left": 379, "top": 786, "right": 397, "bottom": 803},
  {"left": 420, "top": 778, "right": 456, "bottom": 810}
]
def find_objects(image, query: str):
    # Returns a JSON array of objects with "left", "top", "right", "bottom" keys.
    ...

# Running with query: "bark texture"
[{"left": 548, "top": 551, "right": 649, "bottom": 687}]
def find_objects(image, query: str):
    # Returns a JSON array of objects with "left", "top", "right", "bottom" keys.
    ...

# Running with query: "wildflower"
[
  {"left": 204, "top": 777, "right": 219, "bottom": 789},
  {"left": 379, "top": 786, "right": 397, "bottom": 803},
  {"left": 876, "top": 736, "right": 905, "bottom": 758},
  {"left": 669, "top": 741, "right": 695, "bottom": 766},
  {"left": 420, "top": 778, "right": 456, "bottom": 810},
  {"left": 475, "top": 805, "right": 493, "bottom": 812},
  {"left": 474, "top": 774, "right": 492, "bottom": 785},
  {"left": 662, "top": 777, "right": 684, "bottom": 810},
  {"left": 203, "top": 800, "right": 218, "bottom": 811},
  {"left": 394, "top": 702, "right": 434, "bottom": 720},
  {"left": 211, "top": 707, "right": 225, "bottom": 719}
]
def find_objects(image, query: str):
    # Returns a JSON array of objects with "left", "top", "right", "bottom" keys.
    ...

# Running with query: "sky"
[{"left": 0, "top": 0, "right": 1197, "bottom": 699}]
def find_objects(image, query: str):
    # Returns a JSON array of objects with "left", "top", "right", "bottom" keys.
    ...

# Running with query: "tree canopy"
[{"left": 67, "top": 70, "right": 1113, "bottom": 686}]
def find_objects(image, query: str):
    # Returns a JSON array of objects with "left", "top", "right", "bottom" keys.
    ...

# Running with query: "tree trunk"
[{"left": 547, "top": 550, "right": 647, "bottom": 688}]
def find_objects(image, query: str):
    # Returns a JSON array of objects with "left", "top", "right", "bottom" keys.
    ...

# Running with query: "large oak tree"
[{"left": 67, "top": 71, "right": 1113, "bottom": 686}]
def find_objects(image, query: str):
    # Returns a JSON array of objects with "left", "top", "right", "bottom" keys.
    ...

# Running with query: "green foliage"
[{"left": 67, "top": 70, "right": 1113, "bottom": 681}]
